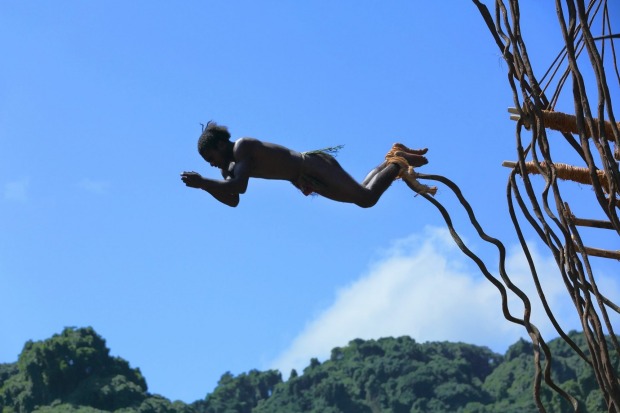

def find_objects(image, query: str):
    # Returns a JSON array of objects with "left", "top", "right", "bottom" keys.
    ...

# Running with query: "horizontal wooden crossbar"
[{"left": 570, "top": 217, "right": 615, "bottom": 230}]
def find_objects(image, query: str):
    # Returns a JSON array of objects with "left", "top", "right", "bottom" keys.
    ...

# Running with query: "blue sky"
[{"left": 1, "top": 0, "right": 618, "bottom": 404}]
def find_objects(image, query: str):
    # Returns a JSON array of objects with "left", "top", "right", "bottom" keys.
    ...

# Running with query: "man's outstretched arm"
[
  {"left": 180, "top": 171, "right": 241, "bottom": 207},
  {"left": 205, "top": 186, "right": 240, "bottom": 207},
  {"left": 181, "top": 157, "right": 252, "bottom": 206}
]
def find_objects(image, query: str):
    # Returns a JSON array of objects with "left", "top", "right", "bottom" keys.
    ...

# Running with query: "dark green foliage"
[
  {"left": 0, "top": 327, "right": 193, "bottom": 413},
  {"left": 0, "top": 364, "right": 18, "bottom": 388},
  {"left": 0, "top": 362, "right": 18, "bottom": 411},
  {"left": 481, "top": 331, "right": 619, "bottom": 413},
  {"left": 1, "top": 328, "right": 617, "bottom": 413},
  {"left": 253, "top": 336, "right": 500, "bottom": 413},
  {"left": 0, "top": 327, "right": 147, "bottom": 412},
  {"left": 191, "top": 370, "right": 281, "bottom": 413}
]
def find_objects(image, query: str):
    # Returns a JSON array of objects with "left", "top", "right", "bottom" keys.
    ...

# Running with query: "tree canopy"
[
  {"left": 0, "top": 327, "right": 617, "bottom": 413},
  {"left": 0, "top": 327, "right": 190, "bottom": 413}
]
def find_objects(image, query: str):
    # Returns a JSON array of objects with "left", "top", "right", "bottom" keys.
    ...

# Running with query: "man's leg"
[
  {"left": 362, "top": 144, "right": 428, "bottom": 186},
  {"left": 299, "top": 154, "right": 388, "bottom": 206},
  {"left": 362, "top": 161, "right": 389, "bottom": 186},
  {"left": 358, "top": 163, "right": 402, "bottom": 207},
  {"left": 302, "top": 146, "right": 427, "bottom": 208},
  {"left": 356, "top": 148, "right": 429, "bottom": 206},
  {"left": 299, "top": 156, "right": 396, "bottom": 208}
]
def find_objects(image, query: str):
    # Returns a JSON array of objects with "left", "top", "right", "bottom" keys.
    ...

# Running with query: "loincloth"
[
  {"left": 292, "top": 146, "right": 343, "bottom": 196},
  {"left": 293, "top": 170, "right": 322, "bottom": 196}
]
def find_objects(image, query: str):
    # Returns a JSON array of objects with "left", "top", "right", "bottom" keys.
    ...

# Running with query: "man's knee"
[{"left": 356, "top": 197, "right": 378, "bottom": 208}]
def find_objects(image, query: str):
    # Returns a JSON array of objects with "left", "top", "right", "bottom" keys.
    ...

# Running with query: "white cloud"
[
  {"left": 3, "top": 178, "right": 29, "bottom": 202},
  {"left": 269, "top": 226, "right": 619, "bottom": 376},
  {"left": 77, "top": 178, "right": 110, "bottom": 194}
]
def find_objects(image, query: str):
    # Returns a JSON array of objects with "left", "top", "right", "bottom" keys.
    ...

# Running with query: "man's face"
[{"left": 201, "top": 147, "right": 226, "bottom": 169}]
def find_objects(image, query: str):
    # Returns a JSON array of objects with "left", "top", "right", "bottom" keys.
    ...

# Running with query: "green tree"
[
  {"left": 254, "top": 336, "right": 501, "bottom": 413},
  {"left": 192, "top": 369, "right": 281, "bottom": 413},
  {"left": 3, "top": 328, "right": 617, "bottom": 413},
  {"left": 0, "top": 327, "right": 147, "bottom": 413}
]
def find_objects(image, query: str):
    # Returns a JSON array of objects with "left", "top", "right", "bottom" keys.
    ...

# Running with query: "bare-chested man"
[{"left": 181, "top": 121, "right": 428, "bottom": 208}]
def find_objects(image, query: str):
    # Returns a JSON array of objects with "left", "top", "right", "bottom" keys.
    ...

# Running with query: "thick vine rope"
[{"left": 427, "top": 1, "right": 620, "bottom": 411}]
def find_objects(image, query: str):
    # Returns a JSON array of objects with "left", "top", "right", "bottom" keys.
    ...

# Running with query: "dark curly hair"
[{"left": 197, "top": 121, "right": 231, "bottom": 156}]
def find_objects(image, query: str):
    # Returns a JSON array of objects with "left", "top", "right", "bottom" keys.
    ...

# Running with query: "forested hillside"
[{"left": 0, "top": 327, "right": 616, "bottom": 412}]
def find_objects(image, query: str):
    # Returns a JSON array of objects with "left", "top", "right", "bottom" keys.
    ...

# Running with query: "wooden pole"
[
  {"left": 502, "top": 160, "right": 613, "bottom": 194},
  {"left": 540, "top": 110, "right": 619, "bottom": 142},
  {"left": 570, "top": 217, "right": 615, "bottom": 230},
  {"left": 508, "top": 108, "right": 619, "bottom": 142}
]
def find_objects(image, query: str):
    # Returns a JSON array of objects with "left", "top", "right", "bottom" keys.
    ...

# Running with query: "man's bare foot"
[
  {"left": 394, "top": 150, "right": 428, "bottom": 167},
  {"left": 392, "top": 143, "right": 428, "bottom": 155}
]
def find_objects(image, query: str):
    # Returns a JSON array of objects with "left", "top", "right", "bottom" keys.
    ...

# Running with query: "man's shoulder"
[
  {"left": 233, "top": 137, "right": 263, "bottom": 161},
  {"left": 234, "top": 136, "right": 260, "bottom": 144},
  {"left": 233, "top": 137, "right": 295, "bottom": 158},
  {"left": 233, "top": 137, "right": 261, "bottom": 151}
]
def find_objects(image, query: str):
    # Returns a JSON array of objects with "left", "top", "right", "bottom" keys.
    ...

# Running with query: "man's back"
[{"left": 233, "top": 138, "right": 303, "bottom": 182}]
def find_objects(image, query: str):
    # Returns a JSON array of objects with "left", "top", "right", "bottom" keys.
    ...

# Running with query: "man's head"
[
  {"left": 197, "top": 121, "right": 232, "bottom": 168},
  {"left": 198, "top": 121, "right": 231, "bottom": 153}
]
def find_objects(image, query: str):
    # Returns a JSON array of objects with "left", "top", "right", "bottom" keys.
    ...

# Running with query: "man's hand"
[
  {"left": 180, "top": 170, "right": 240, "bottom": 207},
  {"left": 180, "top": 171, "right": 205, "bottom": 189}
]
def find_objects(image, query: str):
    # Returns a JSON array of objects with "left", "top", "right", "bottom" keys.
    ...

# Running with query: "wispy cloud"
[
  {"left": 269, "top": 227, "right": 619, "bottom": 376},
  {"left": 77, "top": 178, "right": 110, "bottom": 194},
  {"left": 3, "top": 178, "right": 29, "bottom": 202}
]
